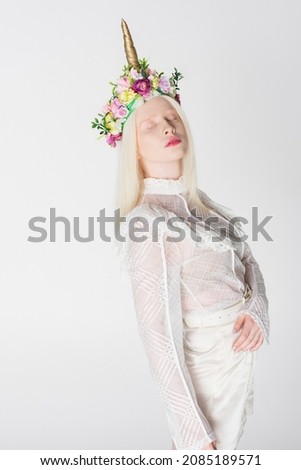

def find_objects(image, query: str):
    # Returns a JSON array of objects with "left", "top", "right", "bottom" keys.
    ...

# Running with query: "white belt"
[{"left": 183, "top": 285, "right": 252, "bottom": 328}]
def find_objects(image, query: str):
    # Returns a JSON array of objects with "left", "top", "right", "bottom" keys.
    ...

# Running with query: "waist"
[{"left": 182, "top": 284, "right": 252, "bottom": 328}]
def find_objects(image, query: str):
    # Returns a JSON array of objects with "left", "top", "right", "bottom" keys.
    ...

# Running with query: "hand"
[
  {"left": 233, "top": 312, "right": 264, "bottom": 352},
  {"left": 203, "top": 440, "right": 217, "bottom": 450}
]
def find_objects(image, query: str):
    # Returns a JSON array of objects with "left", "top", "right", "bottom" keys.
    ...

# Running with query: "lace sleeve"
[
  {"left": 122, "top": 214, "right": 216, "bottom": 450},
  {"left": 197, "top": 188, "right": 270, "bottom": 345},
  {"left": 237, "top": 240, "right": 270, "bottom": 344}
]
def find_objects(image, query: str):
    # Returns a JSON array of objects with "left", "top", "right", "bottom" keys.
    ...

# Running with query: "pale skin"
[{"left": 135, "top": 96, "right": 264, "bottom": 450}]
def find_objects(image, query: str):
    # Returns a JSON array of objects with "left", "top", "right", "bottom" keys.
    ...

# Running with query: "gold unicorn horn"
[{"left": 121, "top": 18, "right": 140, "bottom": 70}]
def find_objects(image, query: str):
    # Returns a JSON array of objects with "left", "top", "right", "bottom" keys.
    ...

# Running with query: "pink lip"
[{"left": 165, "top": 138, "right": 182, "bottom": 147}]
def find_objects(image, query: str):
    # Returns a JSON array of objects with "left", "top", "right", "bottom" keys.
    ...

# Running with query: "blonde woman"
[{"left": 93, "top": 20, "right": 270, "bottom": 450}]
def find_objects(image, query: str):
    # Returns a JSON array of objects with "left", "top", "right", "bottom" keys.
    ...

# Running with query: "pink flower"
[
  {"left": 159, "top": 76, "right": 170, "bottom": 93},
  {"left": 110, "top": 98, "right": 129, "bottom": 119},
  {"left": 146, "top": 67, "right": 155, "bottom": 76},
  {"left": 102, "top": 103, "right": 111, "bottom": 113},
  {"left": 130, "top": 68, "right": 143, "bottom": 79},
  {"left": 132, "top": 78, "right": 151, "bottom": 97},
  {"left": 106, "top": 132, "right": 122, "bottom": 147},
  {"left": 116, "top": 76, "right": 130, "bottom": 93}
]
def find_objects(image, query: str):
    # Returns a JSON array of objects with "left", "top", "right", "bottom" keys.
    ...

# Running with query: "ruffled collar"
[{"left": 143, "top": 175, "right": 185, "bottom": 195}]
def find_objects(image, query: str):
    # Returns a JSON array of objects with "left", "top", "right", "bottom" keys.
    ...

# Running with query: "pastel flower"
[
  {"left": 159, "top": 76, "right": 170, "bottom": 93},
  {"left": 117, "top": 89, "right": 136, "bottom": 105},
  {"left": 151, "top": 76, "right": 159, "bottom": 89},
  {"left": 103, "top": 113, "right": 121, "bottom": 133},
  {"left": 110, "top": 98, "right": 129, "bottom": 119},
  {"left": 102, "top": 102, "right": 111, "bottom": 114},
  {"left": 132, "top": 78, "right": 151, "bottom": 97},
  {"left": 106, "top": 132, "right": 122, "bottom": 148},
  {"left": 116, "top": 76, "right": 131, "bottom": 93},
  {"left": 130, "top": 68, "right": 143, "bottom": 79},
  {"left": 147, "top": 67, "right": 157, "bottom": 76},
  {"left": 104, "top": 113, "right": 115, "bottom": 131},
  {"left": 92, "top": 61, "right": 184, "bottom": 147}
]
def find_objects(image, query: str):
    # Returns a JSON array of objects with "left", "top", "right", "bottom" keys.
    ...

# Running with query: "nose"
[{"left": 163, "top": 119, "right": 175, "bottom": 135}]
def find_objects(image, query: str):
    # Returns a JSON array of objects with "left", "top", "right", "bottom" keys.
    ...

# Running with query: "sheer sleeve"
[
  {"left": 237, "top": 240, "right": 270, "bottom": 345},
  {"left": 197, "top": 188, "right": 270, "bottom": 345},
  {"left": 121, "top": 212, "right": 216, "bottom": 450}
]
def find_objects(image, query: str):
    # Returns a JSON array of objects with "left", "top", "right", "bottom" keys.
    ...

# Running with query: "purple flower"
[
  {"left": 106, "top": 132, "right": 122, "bottom": 148},
  {"left": 132, "top": 78, "right": 151, "bottom": 97},
  {"left": 159, "top": 76, "right": 170, "bottom": 93},
  {"left": 110, "top": 98, "right": 128, "bottom": 119},
  {"left": 130, "top": 68, "right": 143, "bottom": 80}
]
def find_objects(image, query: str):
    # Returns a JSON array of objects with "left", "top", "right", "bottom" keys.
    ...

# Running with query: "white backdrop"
[{"left": 0, "top": 0, "right": 300, "bottom": 449}]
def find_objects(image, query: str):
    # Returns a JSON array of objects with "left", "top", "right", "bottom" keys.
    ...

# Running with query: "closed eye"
[{"left": 141, "top": 121, "right": 154, "bottom": 130}]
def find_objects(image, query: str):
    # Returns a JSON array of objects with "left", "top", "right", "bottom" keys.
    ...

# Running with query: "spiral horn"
[{"left": 121, "top": 18, "right": 140, "bottom": 70}]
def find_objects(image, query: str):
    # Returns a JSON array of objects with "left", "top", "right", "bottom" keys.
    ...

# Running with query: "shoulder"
[
  {"left": 197, "top": 187, "right": 246, "bottom": 232},
  {"left": 121, "top": 203, "right": 167, "bottom": 240},
  {"left": 196, "top": 187, "right": 232, "bottom": 214}
]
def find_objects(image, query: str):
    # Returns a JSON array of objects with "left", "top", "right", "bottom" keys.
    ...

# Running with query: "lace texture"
[
  {"left": 143, "top": 175, "right": 185, "bottom": 195},
  {"left": 115, "top": 182, "right": 270, "bottom": 450}
]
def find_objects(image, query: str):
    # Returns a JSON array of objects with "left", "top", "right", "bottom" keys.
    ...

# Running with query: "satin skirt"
[{"left": 183, "top": 298, "right": 257, "bottom": 450}]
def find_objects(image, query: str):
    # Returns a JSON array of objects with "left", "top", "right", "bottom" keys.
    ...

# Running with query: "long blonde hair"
[{"left": 115, "top": 95, "right": 209, "bottom": 217}]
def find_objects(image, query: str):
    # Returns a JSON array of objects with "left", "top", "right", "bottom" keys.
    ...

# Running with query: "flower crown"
[{"left": 91, "top": 19, "right": 183, "bottom": 148}]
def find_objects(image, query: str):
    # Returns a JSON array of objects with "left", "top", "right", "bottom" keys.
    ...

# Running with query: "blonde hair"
[{"left": 115, "top": 94, "right": 209, "bottom": 217}]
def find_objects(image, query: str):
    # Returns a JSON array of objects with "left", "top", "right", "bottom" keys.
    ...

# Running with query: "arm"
[
  {"left": 196, "top": 188, "right": 270, "bottom": 345},
  {"left": 236, "top": 240, "right": 270, "bottom": 345},
  {"left": 123, "top": 216, "right": 216, "bottom": 450}
]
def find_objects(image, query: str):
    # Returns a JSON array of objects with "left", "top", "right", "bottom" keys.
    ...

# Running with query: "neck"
[
  {"left": 143, "top": 175, "right": 185, "bottom": 195},
  {"left": 141, "top": 161, "right": 182, "bottom": 180}
]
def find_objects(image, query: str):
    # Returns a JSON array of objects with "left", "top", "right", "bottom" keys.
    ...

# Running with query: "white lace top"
[{"left": 116, "top": 175, "right": 269, "bottom": 450}]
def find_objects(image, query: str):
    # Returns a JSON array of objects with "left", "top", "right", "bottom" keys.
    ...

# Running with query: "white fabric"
[
  {"left": 143, "top": 175, "right": 186, "bottom": 195},
  {"left": 182, "top": 286, "right": 251, "bottom": 328},
  {"left": 116, "top": 176, "right": 269, "bottom": 450},
  {"left": 183, "top": 297, "right": 257, "bottom": 450}
]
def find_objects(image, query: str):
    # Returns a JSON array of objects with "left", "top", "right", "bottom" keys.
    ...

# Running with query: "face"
[{"left": 135, "top": 96, "right": 188, "bottom": 172}]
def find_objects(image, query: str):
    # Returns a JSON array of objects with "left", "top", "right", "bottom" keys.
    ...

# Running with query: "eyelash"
[{"left": 144, "top": 116, "right": 178, "bottom": 129}]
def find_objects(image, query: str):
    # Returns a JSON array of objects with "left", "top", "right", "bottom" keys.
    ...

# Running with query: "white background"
[{"left": 0, "top": 0, "right": 300, "bottom": 449}]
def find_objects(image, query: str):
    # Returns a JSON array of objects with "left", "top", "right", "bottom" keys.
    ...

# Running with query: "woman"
[{"left": 92, "top": 19, "right": 270, "bottom": 450}]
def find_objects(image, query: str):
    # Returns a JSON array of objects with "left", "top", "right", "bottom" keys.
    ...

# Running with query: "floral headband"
[{"left": 91, "top": 19, "right": 183, "bottom": 148}]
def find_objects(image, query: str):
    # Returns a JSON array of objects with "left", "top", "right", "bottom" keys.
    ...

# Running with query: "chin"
[{"left": 167, "top": 149, "right": 185, "bottom": 160}]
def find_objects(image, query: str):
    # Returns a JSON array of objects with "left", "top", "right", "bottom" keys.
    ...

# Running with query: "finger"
[
  {"left": 249, "top": 334, "right": 263, "bottom": 351},
  {"left": 250, "top": 335, "right": 264, "bottom": 351},
  {"left": 233, "top": 313, "right": 246, "bottom": 332},
  {"left": 233, "top": 331, "right": 251, "bottom": 351},
  {"left": 232, "top": 325, "right": 254, "bottom": 350},
  {"left": 239, "top": 328, "right": 261, "bottom": 350},
  {"left": 239, "top": 330, "right": 261, "bottom": 351},
  {"left": 232, "top": 316, "right": 261, "bottom": 349},
  {"left": 245, "top": 331, "right": 263, "bottom": 350}
]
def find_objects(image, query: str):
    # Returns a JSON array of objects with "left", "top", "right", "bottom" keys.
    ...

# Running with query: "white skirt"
[{"left": 182, "top": 298, "right": 257, "bottom": 450}]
